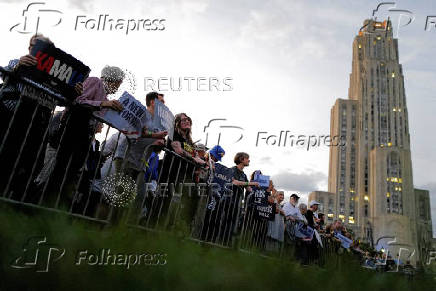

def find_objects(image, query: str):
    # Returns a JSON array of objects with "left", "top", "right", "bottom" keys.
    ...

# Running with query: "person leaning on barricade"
[
  {"left": 266, "top": 190, "right": 285, "bottom": 252},
  {"left": 114, "top": 91, "right": 167, "bottom": 183},
  {"left": 317, "top": 213, "right": 325, "bottom": 231},
  {"left": 116, "top": 91, "right": 168, "bottom": 224},
  {"left": 305, "top": 201, "right": 321, "bottom": 263},
  {"left": 247, "top": 178, "right": 276, "bottom": 250},
  {"left": 167, "top": 113, "right": 205, "bottom": 165},
  {"left": 0, "top": 34, "right": 82, "bottom": 198},
  {"left": 202, "top": 145, "right": 225, "bottom": 185},
  {"left": 199, "top": 145, "right": 226, "bottom": 242},
  {"left": 150, "top": 112, "right": 205, "bottom": 229},
  {"left": 217, "top": 152, "right": 259, "bottom": 246},
  {"left": 231, "top": 153, "right": 259, "bottom": 191},
  {"left": 71, "top": 122, "right": 109, "bottom": 215},
  {"left": 232, "top": 156, "right": 259, "bottom": 203},
  {"left": 283, "top": 193, "right": 300, "bottom": 223},
  {"left": 282, "top": 195, "right": 314, "bottom": 265},
  {"left": 243, "top": 169, "right": 264, "bottom": 217},
  {"left": 295, "top": 203, "right": 313, "bottom": 265},
  {"left": 42, "top": 66, "right": 125, "bottom": 206},
  {"left": 330, "top": 220, "right": 350, "bottom": 252},
  {"left": 193, "top": 143, "right": 208, "bottom": 183}
]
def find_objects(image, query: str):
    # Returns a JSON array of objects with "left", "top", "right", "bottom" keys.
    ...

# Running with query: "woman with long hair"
[{"left": 169, "top": 112, "right": 204, "bottom": 164}]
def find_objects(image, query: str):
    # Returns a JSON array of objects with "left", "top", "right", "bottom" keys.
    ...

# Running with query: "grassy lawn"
[{"left": 0, "top": 201, "right": 435, "bottom": 291}]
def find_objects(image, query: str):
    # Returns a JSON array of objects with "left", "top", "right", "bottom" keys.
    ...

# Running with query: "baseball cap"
[
  {"left": 290, "top": 193, "right": 300, "bottom": 200},
  {"left": 209, "top": 145, "right": 225, "bottom": 161},
  {"left": 309, "top": 200, "right": 320, "bottom": 207}
]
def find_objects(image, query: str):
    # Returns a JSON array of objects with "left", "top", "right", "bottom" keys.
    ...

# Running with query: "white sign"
[
  {"left": 153, "top": 99, "right": 174, "bottom": 139},
  {"left": 100, "top": 91, "right": 147, "bottom": 138}
]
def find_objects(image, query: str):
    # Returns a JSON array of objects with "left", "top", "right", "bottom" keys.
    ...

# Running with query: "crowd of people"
[{"left": 0, "top": 34, "right": 415, "bottom": 272}]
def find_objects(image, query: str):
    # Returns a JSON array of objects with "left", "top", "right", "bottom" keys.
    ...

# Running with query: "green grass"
[{"left": 0, "top": 201, "right": 435, "bottom": 291}]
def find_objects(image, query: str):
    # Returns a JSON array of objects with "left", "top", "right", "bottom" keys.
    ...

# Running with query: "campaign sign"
[
  {"left": 153, "top": 99, "right": 174, "bottom": 139},
  {"left": 295, "top": 222, "right": 314, "bottom": 240},
  {"left": 212, "top": 163, "right": 233, "bottom": 195},
  {"left": 17, "top": 39, "right": 90, "bottom": 101},
  {"left": 254, "top": 174, "right": 270, "bottom": 188},
  {"left": 335, "top": 233, "right": 353, "bottom": 249},
  {"left": 252, "top": 186, "right": 275, "bottom": 220},
  {"left": 207, "top": 163, "right": 234, "bottom": 210},
  {"left": 101, "top": 91, "right": 147, "bottom": 138}
]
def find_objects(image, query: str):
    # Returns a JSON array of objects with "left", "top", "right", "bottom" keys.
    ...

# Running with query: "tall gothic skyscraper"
[{"left": 327, "top": 19, "right": 433, "bottom": 264}]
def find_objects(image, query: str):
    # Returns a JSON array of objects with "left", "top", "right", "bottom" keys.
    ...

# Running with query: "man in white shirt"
[{"left": 282, "top": 193, "right": 300, "bottom": 221}]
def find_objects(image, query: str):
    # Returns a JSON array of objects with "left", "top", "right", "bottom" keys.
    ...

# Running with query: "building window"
[
  {"left": 419, "top": 198, "right": 426, "bottom": 220},
  {"left": 386, "top": 152, "right": 402, "bottom": 214},
  {"left": 328, "top": 198, "right": 334, "bottom": 221}
]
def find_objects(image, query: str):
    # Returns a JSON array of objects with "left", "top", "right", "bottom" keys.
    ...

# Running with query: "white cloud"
[{"left": 272, "top": 170, "right": 326, "bottom": 193}]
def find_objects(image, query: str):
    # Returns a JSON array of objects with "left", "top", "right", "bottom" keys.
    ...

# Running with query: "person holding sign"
[
  {"left": 1, "top": 34, "right": 83, "bottom": 115},
  {"left": 1, "top": 34, "right": 53, "bottom": 115},
  {"left": 0, "top": 34, "right": 83, "bottom": 198},
  {"left": 305, "top": 200, "right": 322, "bottom": 263},
  {"left": 118, "top": 91, "right": 168, "bottom": 221},
  {"left": 214, "top": 152, "right": 259, "bottom": 245},
  {"left": 44, "top": 66, "right": 125, "bottom": 204},
  {"left": 231, "top": 152, "right": 259, "bottom": 191},
  {"left": 249, "top": 177, "right": 276, "bottom": 250},
  {"left": 117, "top": 91, "right": 168, "bottom": 178}
]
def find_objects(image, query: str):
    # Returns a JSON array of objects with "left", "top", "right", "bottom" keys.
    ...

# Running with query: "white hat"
[{"left": 309, "top": 200, "right": 320, "bottom": 207}]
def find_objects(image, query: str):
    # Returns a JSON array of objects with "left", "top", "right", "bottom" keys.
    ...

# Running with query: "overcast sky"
[{"left": 0, "top": 0, "right": 435, "bottom": 236}]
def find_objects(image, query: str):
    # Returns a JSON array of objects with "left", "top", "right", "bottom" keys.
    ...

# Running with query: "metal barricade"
[
  {"left": 0, "top": 67, "right": 123, "bottom": 224},
  {"left": 193, "top": 184, "right": 244, "bottom": 248},
  {"left": 239, "top": 193, "right": 280, "bottom": 254},
  {"left": 125, "top": 148, "right": 204, "bottom": 232},
  {"left": 1, "top": 66, "right": 373, "bottom": 270}
]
